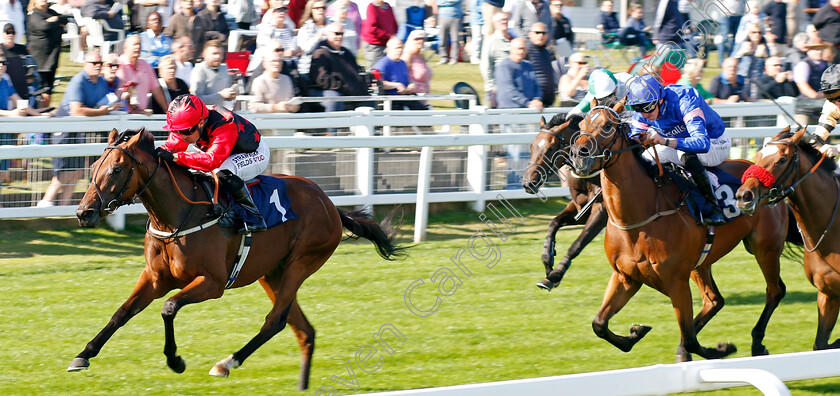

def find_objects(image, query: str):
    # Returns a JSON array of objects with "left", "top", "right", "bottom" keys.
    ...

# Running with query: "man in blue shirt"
[
  {"left": 55, "top": 51, "right": 122, "bottom": 117},
  {"left": 496, "top": 37, "right": 542, "bottom": 109},
  {"left": 626, "top": 75, "right": 731, "bottom": 225},
  {"left": 373, "top": 37, "right": 426, "bottom": 110}
]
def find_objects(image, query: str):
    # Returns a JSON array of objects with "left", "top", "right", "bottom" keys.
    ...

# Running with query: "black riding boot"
[
  {"left": 682, "top": 153, "right": 726, "bottom": 226},
  {"left": 217, "top": 170, "right": 267, "bottom": 233}
]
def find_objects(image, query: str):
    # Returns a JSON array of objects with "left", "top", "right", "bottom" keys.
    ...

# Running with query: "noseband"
[
  {"left": 743, "top": 141, "right": 826, "bottom": 204},
  {"left": 92, "top": 145, "right": 159, "bottom": 213}
]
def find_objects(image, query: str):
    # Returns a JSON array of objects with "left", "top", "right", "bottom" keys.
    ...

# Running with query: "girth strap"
[
  {"left": 694, "top": 225, "right": 716, "bottom": 270},
  {"left": 226, "top": 232, "right": 253, "bottom": 289}
]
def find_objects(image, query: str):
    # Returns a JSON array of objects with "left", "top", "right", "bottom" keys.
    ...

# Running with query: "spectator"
[
  {"left": 172, "top": 36, "right": 195, "bottom": 85},
  {"left": 0, "top": 0, "right": 25, "bottom": 44},
  {"left": 469, "top": 0, "right": 483, "bottom": 64},
  {"left": 762, "top": 0, "right": 787, "bottom": 54},
  {"left": 620, "top": 3, "right": 654, "bottom": 58},
  {"left": 716, "top": 0, "right": 745, "bottom": 66},
  {"left": 27, "top": 0, "right": 66, "bottom": 107},
  {"left": 327, "top": 0, "right": 361, "bottom": 48},
  {"left": 596, "top": 0, "right": 619, "bottom": 43},
  {"left": 709, "top": 57, "right": 746, "bottom": 103},
  {"left": 81, "top": 0, "right": 124, "bottom": 42},
  {"left": 676, "top": 58, "right": 713, "bottom": 103},
  {"left": 550, "top": 0, "right": 573, "bottom": 58},
  {"left": 525, "top": 22, "right": 554, "bottom": 106},
  {"left": 327, "top": 0, "right": 360, "bottom": 56},
  {"left": 195, "top": 0, "right": 229, "bottom": 51},
  {"left": 732, "top": 0, "right": 766, "bottom": 54},
  {"left": 153, "top": 55, "right": 190, "bottom": 114},
  {"left": 296, "top": 0, "right": 329, "bottom": 78},
  {"left": 754, "top": 56, "right": 798, "bottom": 99},
  {"left": 794, "top": 43, "right": 829, "bottom": 99},
  {"left": 248, "top": 47, "right": 299, "bottom": 113},
  {"left": 0, "top": 54, "right": 42, "bottom": 116},
  {"left": 164, "top": 0, "right": 200, "bottom": 50},
  {"left": 117, "top": 35, "right": 168, "bottom": 114},
  {"left": 285, "top": 0, "right": 308, "bottom": 28},
  {"left": 309, "top": 22, "right": 369, "bottom": 112},
  {"left": 434, "top": 0, "right": 464, "bottom": 65},
  {"left": 360, "top": 0, "right": 397, "bottom": 70},
  {"left": 812, "top": 0, "right": 840, "bottom": 51},
  {"left": 557, "top": 52, "right": 589, "bottom": 103},
  {"left": 735, "top": 23, "right": 770, "bottom": 95},
  {"left": 806, "top": 23, "right": 823, "bottom": 45},
  {"left": 654, "top": 0, "right": 692, "bottom": 56},
  {"left": 480, "top": 11, "right": 512, "bottom": 108},
  {"left": 190, "top": 39, "right": 236, "bottom": 107},
  {"left": 228, "top": 0, "right": 257, "bottom": 30},
  {"left": 496, "top": 37, "right": 542, "bottom": 109},
  {"left": 132, "top": 0, "right": 170, "bottom": 31},
  {"left": 102, "top": 53, "right": 128, "bottom": 103},
  {"left": 402, "top": 29, "right": 433, "bottom": 95},
  {"left": 139, "top": 11, "right": 173, "bottom": 68},
  {"left": 784, "top": 32, "right": 809, "bottom": 69},
  {"left": 40, "top": 51, "right": 122, "bottom": 208},
  {"left": 257, "top": 6, "right": 299, "bottom": 61},
  {"left": 260, "top": 0, "right": 296, "bottom": 29},
  {"left": 373, "top": 37, "right": 426, "bottom": 110},
  {"left": 482, "top": 0, "right": 504, "bottom": 36},
  {"left": 1, "top": 23, "right": 29, "bottom": 105}
]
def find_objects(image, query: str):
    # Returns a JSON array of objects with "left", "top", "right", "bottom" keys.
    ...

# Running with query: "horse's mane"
[
  {"left": 116, "top": 128, "right": 157, "bottom": 157},
  {"left": 774, "top": 129, "right": 838, "bottom": 174}
]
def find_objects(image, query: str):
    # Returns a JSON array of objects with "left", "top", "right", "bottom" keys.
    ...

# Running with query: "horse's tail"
[
  {"left": 337, "top": 208, "right": 409, "bottom": 261},
  {"left": 783, "top": 206, "right": 805, "bottom": 264}
]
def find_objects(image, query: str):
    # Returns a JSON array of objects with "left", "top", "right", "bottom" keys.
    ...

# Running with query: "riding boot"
[
  {"left": 217, "top": 170, "right": 267, "bottom": 233},
  {"left": 682, "top": 153, "right": 726, "bottom": 226}
]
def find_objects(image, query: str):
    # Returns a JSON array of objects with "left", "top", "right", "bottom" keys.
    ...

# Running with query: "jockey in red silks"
[{"left": 155, "top": 94, "right": 269, "bottom": 232}]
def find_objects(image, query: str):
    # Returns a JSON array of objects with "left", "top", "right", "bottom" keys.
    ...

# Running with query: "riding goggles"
[
  {"left": 628, "top": 100, "right": 658, "bottom": 113},
  {"left": 826, "top": 89, "right": 840, "bottom": 104}
]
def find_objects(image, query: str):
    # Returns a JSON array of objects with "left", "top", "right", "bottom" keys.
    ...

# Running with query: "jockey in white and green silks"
[{"left": 569, "top": 68, "right": 633, "bottom": 115}]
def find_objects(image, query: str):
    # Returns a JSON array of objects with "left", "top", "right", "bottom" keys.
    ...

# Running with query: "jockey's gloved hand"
[{"left": 155, "top": 147, "right": 174, "bottom": 162}]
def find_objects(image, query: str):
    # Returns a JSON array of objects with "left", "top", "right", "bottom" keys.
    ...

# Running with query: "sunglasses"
[
  {"left": 88, "top": 61, "right": 103, "bottom": 66},
  {"left": 532, "top": 31, "right": 548, "bottom": 35},
  {"left": 175, "top": 125, "right": 198, "bottom": 136},
  {"left": 273, "top": 47, "right": 285, "bottom": 52},
  {"left": 332, "top": 31, "right": 344, "bottom": 36},
  {"left": 629, "top": 100, "right": 659, "bottom": 113},
  {"left": 3, "top": 31, "right": 14, "bottom": 35},
  {"left": 313, "top": 6, "right": 326, "bottom": 9},
  {"left": 0, "top": 60, "right": 6, "bottom": 65},
  {"left": 106, "top": 63, "right": 118, "bottom": 68},
  {"left": 826, "top": 90, "right": 840, "bottom": 103}
]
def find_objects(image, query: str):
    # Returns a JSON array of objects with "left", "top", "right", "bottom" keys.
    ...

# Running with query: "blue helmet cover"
[{"left": 626, "top": 75, "right": 662, "bottom": 106}]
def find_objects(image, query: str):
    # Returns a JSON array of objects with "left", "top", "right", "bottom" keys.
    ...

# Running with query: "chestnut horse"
[
  {"left": 736, "top": 127, "right": 840, "bottom": 350},
  {"left": 569, "top": 101, "right": 795, "bottom": 361},
  {"left": 522, "top": 113, "right": 607, "bottom": 290},
  {"left": 70, "top": 128, "right": 405, "bottom": 389}
]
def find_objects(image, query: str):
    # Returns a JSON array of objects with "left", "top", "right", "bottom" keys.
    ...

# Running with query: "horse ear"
[
  {"left": 791, "top": 126, "right": 807, "bottom": 144},
  {"left": 539, "top": 116, "right": 546, "bottom": 128},
  {"left": 107, "top": 128, "right": 118, "bottom": 145},
  {"left": 613, "top": 98, "right": 625, "bottom": 113},
  {"left": 127, "top": 128, "right": 144, "bottom": 147},
  {"left": 590, "top": 97, "right": 598, "bottom": 109},
  {"left": 773, "top": 125, "right": 791, "bottom": 140}
]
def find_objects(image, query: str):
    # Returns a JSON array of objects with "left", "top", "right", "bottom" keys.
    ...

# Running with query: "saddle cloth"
[
  {"left": 684, "top": 167, "right": 743, "bottom": 225},
  {"left": 225, "top": 175, "right": 297, "bottom": 229}
]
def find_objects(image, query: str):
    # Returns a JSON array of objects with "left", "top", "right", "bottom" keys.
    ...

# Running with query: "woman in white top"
[{"left": 296, "top": 0, "right": 328, "bottom": 77}]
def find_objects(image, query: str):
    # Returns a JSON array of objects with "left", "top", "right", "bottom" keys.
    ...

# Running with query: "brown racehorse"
[
  {"left": 736, "top": 126, "right": 840, "bottom": 350},
  {"left": 70, "top": 128, "right": 406, "bottom": 389},
  {"left": 522, "top": 113, "right": 607, "bottom": 290},
  {"left": 569, "top": 101, "right": 795, "bottom": 361}
]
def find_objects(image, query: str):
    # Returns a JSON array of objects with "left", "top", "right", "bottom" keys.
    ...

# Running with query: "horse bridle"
[
  {"left": 575, "top": 106, "right": 639, "bottom": 172},
  {"left": 91, "top": 145, "right": 159, "bottom": 213}
]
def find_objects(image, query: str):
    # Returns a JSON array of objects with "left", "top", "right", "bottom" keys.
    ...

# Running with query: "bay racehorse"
[
  {"left": 522, "top": 113, "right": 607, "bottom": 290},
  {"left": 70, "top": 128, "right": 406, "bottom": 389},
  {"left": 569, "top": 100, "right": 797, "bottom": 361},
  {"left": 736, "top": 126, "right": 840, "bottom": 350}
]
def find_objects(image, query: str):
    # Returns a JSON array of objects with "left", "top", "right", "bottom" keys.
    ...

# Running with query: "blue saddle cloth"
[
  {"left": 227, "top": 175, "right": 297, "bottom": 229},
  {"left": 684, "top": 168, "right": 743, "bottom": 224}
]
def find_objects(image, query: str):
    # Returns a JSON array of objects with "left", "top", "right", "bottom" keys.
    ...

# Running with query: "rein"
[{"left": 92, "top": 145, "right": 159, "bottom": 213}]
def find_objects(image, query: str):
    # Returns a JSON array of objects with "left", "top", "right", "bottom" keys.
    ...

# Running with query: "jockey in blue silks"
[{"left": 625, "top": 74, "right": 731, "bottom": 225}]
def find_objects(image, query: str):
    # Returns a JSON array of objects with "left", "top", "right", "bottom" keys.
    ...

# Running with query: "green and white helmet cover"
[{"left": 587, "top": 69, "right": 630, "bottom": 100}]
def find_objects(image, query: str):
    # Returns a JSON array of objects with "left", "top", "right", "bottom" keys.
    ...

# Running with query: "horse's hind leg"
[
  {"left": 540, "top": 202, "right": 579, "bottom": 277},
  {"left": 538, "top": 204, "right": 607, "bottom": 291},
  {"left": 815, "top": 291, "right": 840, "bottom": 349},
  {"left": 592, "top": 271, "right": 650, "bottom": 352},
  {"left": 68, "top": 269, "right": 164, "bottom": 371},
  {"left": 668, "top": 281, "right": 736, "bottom": 360},
  {"left": 161, "top": 275, "right": 224, "bottom": 373},
  {"left": 749, "top": 240, "right": 786, "bottom": 356},
  {"left": 258, "top": 278, "right": 315, "bottom": 390}
]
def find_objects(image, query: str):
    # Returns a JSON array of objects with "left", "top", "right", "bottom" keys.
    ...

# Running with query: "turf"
[{"left": 1, "top": 197, "right": 839, "bottom": 395}]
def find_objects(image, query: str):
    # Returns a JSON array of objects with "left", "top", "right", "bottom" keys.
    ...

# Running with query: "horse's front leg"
[
  {"left": 592, "top": 271, "right": 649, "bottom": 352},
  {"left": 538, "top": 203, "right": 607, "bottom": 291},
  {"left": 161, "top": 274, "right": 224, "bottom": 373},
  {"left": 815, "top": 291, "right": 840, "bottom": 350},
  {"left": 668, "top": 281, "right": 736, "bottom": 360},
  {"left": 68, "top": 269, "right": 165, "bottom": 371},
  {"left": 679, "top": 267, "right": 725, "bottom": 362}
]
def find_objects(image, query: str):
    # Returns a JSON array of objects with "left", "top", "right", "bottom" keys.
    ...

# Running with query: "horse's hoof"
[
  {"left": 209, "top": 363, "right": 230, "bottom": 377},
  {"left": 630, "top": 324, "right": 652, "bottom": 340},
  {"left": 675, "top": 353, "right": 693, "bottom": 363},
  {"left": 752, "top": 345, "right": 769, "bottom": 356},
  {"left": 167, "top": 355, "right": 186, "bottom": 373},
  {"left": 67, "top": 357, "right": 90, "bottom": 372},
  {"left": 717, "top": 342, "right": 737, "bottom": 357},
  {"left": 536, "top": 279, "right": 554, "bottom": 291}
]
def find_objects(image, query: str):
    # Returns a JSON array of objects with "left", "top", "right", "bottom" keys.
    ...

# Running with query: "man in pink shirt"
[
  {"left": 116, "top": 34, "right": 168, "bottom": 114},
  {"left": 361, "top": 0, "right": 397, "bottom": 70}
]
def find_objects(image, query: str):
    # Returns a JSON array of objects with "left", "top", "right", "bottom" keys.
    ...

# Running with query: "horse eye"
[
  {"left": 778, "top": 157, "right": 787, "bottom": 164},
  {"left": 113, "top": 166, "right": 123, "bottom": 173}
]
